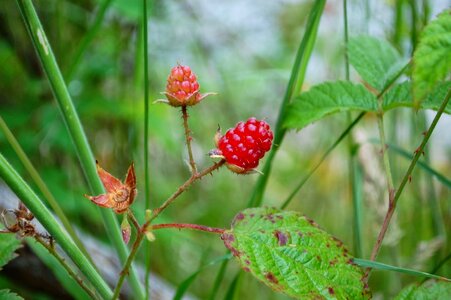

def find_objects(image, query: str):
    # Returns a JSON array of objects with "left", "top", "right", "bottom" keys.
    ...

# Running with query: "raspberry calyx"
[
  {"left": 210, "top": 118, "right": 273, "bottom": 174},
  {"left": 159, "top": 64, "right": 215, "bottom": 107}
]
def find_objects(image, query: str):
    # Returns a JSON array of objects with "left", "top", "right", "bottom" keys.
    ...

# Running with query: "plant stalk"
[
  {"left": 0, "top": 116, "right": 92, "bottom": 261},
  {"left": 0, "top": 153, "right": 113, "bottom": 299},
  {"left": 34, "top": 235, "right": 101, "bottom": 300},
  {"left": 181, "top": 106, "right": 198, "bottom": 174},
  {"left": 364, "top": 88, "right": 451, "bottom": 281},
  {"left": 142, "top": 0, "right": 152, "bottom": 297},
  {"left": 15, "top": 1, "right": 145, "bottom": 297},
  {"left": 112, "top": 160, "right": 225, "bottom": 298},
  {"left": 150, "top": 223, "right": 225, "bottom": 234}
]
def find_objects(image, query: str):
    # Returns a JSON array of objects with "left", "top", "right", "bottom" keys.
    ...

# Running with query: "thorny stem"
[
  {"left": 112, "top": 160, "right": 225, "bottom": 299},
  {"left": 150, "top": 223, "right": 225, "bottom": 234},
  {"left": 34, "top": 235, "right": 101, "bottom": 300},
  {"left": 149, "top": 160, "right": 225, "bottom": 222},
  {"left": 364, "top": 88, "right": 451, "bottom": 282},
  {"left": 182, "top": 106, "right": 198, "bottom": 174}
]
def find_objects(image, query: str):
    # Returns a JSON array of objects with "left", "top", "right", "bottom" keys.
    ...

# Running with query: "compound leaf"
[
  {"left": 284, "top": 81, "right": 376, "bottom": 130},
  {"left": 413, "top": 9, "right": 451, "bottom": 105}
]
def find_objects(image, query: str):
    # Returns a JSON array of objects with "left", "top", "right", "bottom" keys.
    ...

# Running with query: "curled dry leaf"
[{"left": 84, "top": 162, "right": 137, "bottom": 214}]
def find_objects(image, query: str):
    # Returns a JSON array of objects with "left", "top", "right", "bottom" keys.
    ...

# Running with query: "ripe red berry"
[{"left": 214, "top": 118, "right": 273, "bottom": 174}]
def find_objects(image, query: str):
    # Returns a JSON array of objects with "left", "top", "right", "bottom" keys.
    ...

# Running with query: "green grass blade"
[
  {"left": 142, "top": 0, "right": 152, "bottom": 297},
  {"left": 15, "top": 1, "right": 145, "bottom": 298},
  {"left": 0, "top": 115, "right": 93, "bottom": 264},
  {"left": 0, "top": 153, "right": 112, "bottom": 299},
  {"left": 281, "top": 112, "right": 365, "bottom": 209},
  {"left": 248, "top": 0, "right": 326, "bottom": 207},
  {"left": 223, "top": 272, "right": 241, "bottom": 300},
  {"left": 208, "top": 257, "right": 229, "bottom": 300},
  {"left": 173, "top": 254, "right": 232, "bottom": 300},
  {"left": 65, "top": 0, "right": 114, "bottom": 80},
  {"left": 351, "top": 154, "right": 364, "bottom": 258},
  {"left": 353, "top": 258, "right": 450, "bottom": 282},
  {"left": 28, "top": 240, "right": 94, "bottom": 300}
]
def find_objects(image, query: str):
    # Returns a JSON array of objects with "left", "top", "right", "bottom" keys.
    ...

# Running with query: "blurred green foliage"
[{"left": 0, "top": 0, "right": 449, "bottom": 299}]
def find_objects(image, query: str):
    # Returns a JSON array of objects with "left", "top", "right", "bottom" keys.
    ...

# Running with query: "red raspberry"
[{"left": 215, "top": 118, "right": 273, "bottom": 174}]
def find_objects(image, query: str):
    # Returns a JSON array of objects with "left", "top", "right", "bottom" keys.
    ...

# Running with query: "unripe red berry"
[
  {"left": 213, "top": 118, "right": 273, "bottom": 174},
  {"left": 157, "top": 64, "right": 216, "bottom": 107},
  {"left": 164, "top": 65, "right": 201, "bottom": 107}
]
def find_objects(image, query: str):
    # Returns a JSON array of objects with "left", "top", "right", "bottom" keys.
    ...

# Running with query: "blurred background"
[{"left": 0, "top": 0, "right": 449, "bottom": 299}]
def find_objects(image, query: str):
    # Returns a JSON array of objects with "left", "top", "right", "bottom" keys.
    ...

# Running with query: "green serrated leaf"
[
  {"left": 0, "top": 233, "right": 21, "bottom": 270},
  {"left": 284, "top": 81, "right": 376, "bottom": 130},
  {"left": 348, "top": 35, "right": 402, "bottom": 91},
  {"left": 382, "top": 81, "right": 451, "bottom": 113},
  {"left": 0, "top": 289, "right": 24, "bottom": 300},
  {"left": 394, "top": 280, "right": 451, "bottom": 300},
  {"left": 413, "top": 9, "right": 451, "bottom": 105},
  {"left": 221, "top": 207, "right": 370, "bottom": 299}
]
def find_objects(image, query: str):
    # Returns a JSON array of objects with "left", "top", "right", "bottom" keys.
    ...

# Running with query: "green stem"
[
  {"left": 181, "top": 106, "right": 197, "bottom": 174},
  {"left": 65, "top": 0, "right": 114, "bottom": 81},
  {"left": 343, "top": 0, "right": 362, "bottom": 258},
  {"left": 142, "top": 0, "right": 152, "bottom": 297},
  {"left": 34, "top": 235, "right": 101, "bottom": 300},
  {"left": 0, "top": 153, "right": 112, "bottom": 299},
  {"left": 364, "top": 88, "right": 451, "bottom": 281},
  {"left": 248, "top": 0, "right": 326, "bottom": 207},
  {"left": 0, "top": 115, "right": 92, "bottom": 264},
  {"left": 112, "top": 160, "right": 225, "bottom": 298},
  {"left": 376, "top": 110, "right": 395, "bottom": 198},
  {"left": 149, "top": 160, "right": 225, "bottom": 222},
  {"left": 15, "top": 1, "right": 145, "bottom": 298}
]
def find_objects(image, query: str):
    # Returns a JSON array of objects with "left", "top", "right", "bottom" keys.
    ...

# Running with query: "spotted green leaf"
[
  {"left": 394, "top": 280, "right": 451, "bottom": 300},
  {"left": 221, "top": 207, "right": 370, "bottom": 299},
  {"left": 413, "top": 9, "right": 451, "bottom": 105}
]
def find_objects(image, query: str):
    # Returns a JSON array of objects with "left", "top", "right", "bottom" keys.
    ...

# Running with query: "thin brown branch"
[
  {"left": 182, "top": 105, "right": 197, "bottom": 174},
  {"left": 150, "top": 223, "right": 225, "bottom": 234},
  {"left": 364, "top": 88, "right": 451, "bottom": 282}
]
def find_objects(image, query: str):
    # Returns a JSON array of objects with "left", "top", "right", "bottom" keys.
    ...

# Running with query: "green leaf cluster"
[{"left": 285, "top": 34, "right": 451, "bottom": 130}]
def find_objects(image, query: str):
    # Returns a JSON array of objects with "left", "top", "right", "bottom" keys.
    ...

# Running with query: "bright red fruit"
[{"left": 214, "top": 118, "right": 273, "bottom": 174}]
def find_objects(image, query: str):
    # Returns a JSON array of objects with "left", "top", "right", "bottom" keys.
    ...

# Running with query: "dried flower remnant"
[{"left": 84, "top": 162, "right": 137, "bottom": 214}]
